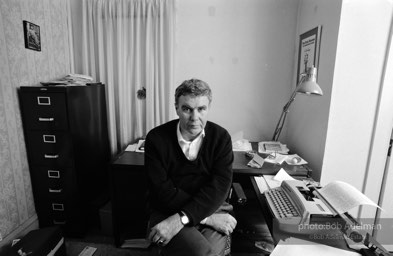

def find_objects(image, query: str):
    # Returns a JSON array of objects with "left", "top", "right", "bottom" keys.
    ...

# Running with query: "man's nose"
[{"left": 190, "top": 110, "right": 199, "bottom": 120}]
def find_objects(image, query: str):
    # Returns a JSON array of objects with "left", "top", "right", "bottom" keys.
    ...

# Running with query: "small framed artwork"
[
  {"left": 297, "top": 26, "right": 322, "bottom": 83},
  {"left": 23, "top": 20, "right": 41, "bottom": 51}
]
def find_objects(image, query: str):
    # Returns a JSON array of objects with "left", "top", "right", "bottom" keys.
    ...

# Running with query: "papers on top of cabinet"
[{"left": 40, "top": 74, "right": 95, "bottom": 86}]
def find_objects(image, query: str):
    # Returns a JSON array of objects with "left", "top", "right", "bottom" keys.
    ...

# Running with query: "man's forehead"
[{"left": 178, "top": 95, "right": 210, "bottom": 106}]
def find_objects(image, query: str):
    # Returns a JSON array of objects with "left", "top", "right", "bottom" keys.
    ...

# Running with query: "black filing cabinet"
[{"left": 19, "top": 85, "right": 110, "bottom": 236}]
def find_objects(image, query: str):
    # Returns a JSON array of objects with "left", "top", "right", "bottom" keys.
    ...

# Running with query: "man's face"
[{"left": 176, "top": 95, "right": 210, "bottom": 141}]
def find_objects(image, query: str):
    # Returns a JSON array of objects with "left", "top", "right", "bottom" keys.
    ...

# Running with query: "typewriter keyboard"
[{"left": 265, "top": 188, "right": 300, "bottom": 218}]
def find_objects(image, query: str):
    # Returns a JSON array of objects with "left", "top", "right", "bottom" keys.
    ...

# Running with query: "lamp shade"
[{"left": 297, "top": 66, "right": 323, "bottom": 96}]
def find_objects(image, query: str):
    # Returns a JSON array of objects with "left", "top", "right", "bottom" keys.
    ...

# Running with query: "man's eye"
[
  {"left": 182, "top": 107, "right": 191, "bottom": 113},
  {"left": 198, "top": 107, "right": 206, "bottom": 112}
]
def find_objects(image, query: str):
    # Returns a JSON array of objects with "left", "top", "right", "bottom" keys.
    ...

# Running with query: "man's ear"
[{"left": 174, "top": 103, "right": 178, "bottom": 110}]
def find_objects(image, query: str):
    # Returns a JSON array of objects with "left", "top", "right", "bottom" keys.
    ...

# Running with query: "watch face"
[{"left": 181, "top": 214, "right": 189, "bottom": 225}]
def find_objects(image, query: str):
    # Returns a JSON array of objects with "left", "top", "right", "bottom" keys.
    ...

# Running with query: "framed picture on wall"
[
  {"left": 23, "top": 20, "right": 41, "bottom": 51},
  {"left": 297, "top": 26, "right": 322, "bottom": 83}
]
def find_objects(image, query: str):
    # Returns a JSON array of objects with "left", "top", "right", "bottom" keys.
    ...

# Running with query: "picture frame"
[
  {"left": 23, "top": 20, "right": 41, "bottom": 51},
  {"left": 296, "top": 26, "right": 321, "bottom": 83}
]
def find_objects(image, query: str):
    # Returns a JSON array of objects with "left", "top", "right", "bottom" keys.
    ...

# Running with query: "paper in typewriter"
[{"left": 317, "top": 181, "right": 381, "bottom": 214}]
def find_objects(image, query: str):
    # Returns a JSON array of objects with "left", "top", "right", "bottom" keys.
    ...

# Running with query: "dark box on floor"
[{"left": 9, "top": 226, "right": 66, "bottom": 256}]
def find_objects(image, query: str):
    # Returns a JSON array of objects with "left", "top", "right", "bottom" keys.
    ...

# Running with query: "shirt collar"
[{"left": 177, "top": 121, "right": 205, "bottom": 143}]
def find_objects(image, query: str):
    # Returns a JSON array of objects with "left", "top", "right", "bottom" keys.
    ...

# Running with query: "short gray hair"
[{"left": 175, "top": 79, "right": 212, "bottom": 106}]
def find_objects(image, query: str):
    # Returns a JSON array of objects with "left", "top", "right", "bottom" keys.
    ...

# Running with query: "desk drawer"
[
  {"left": 20, "top": 92, "right": 68, "bottom": 130},
  {"left": 26, "top": 132, "right": 73, "bottom": 166}
]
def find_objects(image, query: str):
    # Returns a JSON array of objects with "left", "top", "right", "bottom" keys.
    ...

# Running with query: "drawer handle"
[
  {"left": 44, "top": 154, "right": 59, "bottom": 159},
  {"left": 52, "top": 203, "right": 64, "bottom": 211},
  {"left": 38, "top": 117, "right": 54, "bottom": 122},
  {"left": 37, "top": 96, "right": 51, "bottom": 105},
  {"left": 53, "top": 220, "right": 66, "bottom": 225},
  {"left": 49, "top": 188, "right": 62, "bottom": 193},
  {"left": 43, "top": 135, "right": 56, "bottom": 143},
  {"left": 48, "top": 170, "right": 60, "bottom": 178}
]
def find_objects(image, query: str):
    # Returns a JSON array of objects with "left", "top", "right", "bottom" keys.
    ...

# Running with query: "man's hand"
[
  {"left": 204, "top": 213, "right": 237, "bottom": 236},
  {"left": 148, "top": 213, "right": 183, "bottom": 246}
]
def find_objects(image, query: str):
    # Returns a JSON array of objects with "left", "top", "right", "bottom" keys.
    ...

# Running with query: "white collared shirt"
[{"left": 177, "top": 122, "right": 205, "bottom": 161}]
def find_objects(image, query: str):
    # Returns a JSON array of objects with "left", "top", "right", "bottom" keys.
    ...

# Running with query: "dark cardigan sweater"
[{"left": 145, "top": 119, "right": 234, "bottom": 226}]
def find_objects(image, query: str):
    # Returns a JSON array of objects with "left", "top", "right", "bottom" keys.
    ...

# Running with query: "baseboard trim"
[{"left": 0, "top": 214, "right": 39, "bottom": 252}]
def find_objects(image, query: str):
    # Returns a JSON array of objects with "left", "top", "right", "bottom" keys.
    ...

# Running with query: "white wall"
[
  {"left": 175, "top": 0, "right": 299, "bottom": 141},
  {"left": 286, "top": 0, "right": 342, "bottom": 181},
  {"left": 373, "top": 27, "right": 393, "bottom": 249},
  {"left": 321, "top": 0, "right": 392, "bottom": 187}
]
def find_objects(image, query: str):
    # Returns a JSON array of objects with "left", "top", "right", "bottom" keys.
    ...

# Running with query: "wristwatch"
[{"left": 179, "top": 211, "right": 190, "bottom": 225}]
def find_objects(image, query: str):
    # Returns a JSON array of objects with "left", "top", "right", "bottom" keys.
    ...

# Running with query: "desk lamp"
[{"left": 271, "top": 66, "right": 323, "bottom": 141}]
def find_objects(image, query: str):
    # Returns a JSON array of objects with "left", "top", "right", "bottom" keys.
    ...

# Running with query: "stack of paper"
[
  {"left": 125, "top": 140, "right": 145, "bottom": 152},
  {"left": 258, "top": 141, "right": 289, "bottom": 154},
  {"left": 233, "top": 139, "right": 253, "bottom": 151},
  {"left": 270, "top": 237, "right": 361, "bottom": 256},
  {"left": 254, "top": 169, "right": 294, "bottom": 193}
]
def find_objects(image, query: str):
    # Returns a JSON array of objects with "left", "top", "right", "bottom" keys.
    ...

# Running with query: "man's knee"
[{"left": 161, "top": 226, "right": 223, "bottom": 256}]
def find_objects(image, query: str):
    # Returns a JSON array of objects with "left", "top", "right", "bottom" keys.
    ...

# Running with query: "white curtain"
[{"left": 81, "top": 0, "right": 175, "bottom": 154}]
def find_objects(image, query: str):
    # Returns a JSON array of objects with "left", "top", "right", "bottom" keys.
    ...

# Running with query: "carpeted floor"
[
  {"left": 65, "top": 240, "right": 151, "bottom": 256},
  {"left": 65, "top": 240, "right": 264, "bottom": 256},
  {"left": 64, "top": 226, "right": 153, "bottom": 256},
  {"left": 65, "top": 239, "right": 265, "bottom": 256},
  {"left": 64, "top": 227, "right": 268, "bottom": 256}
]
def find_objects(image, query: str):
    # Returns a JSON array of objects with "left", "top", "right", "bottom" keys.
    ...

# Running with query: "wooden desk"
[{"left": 233, "top": 151, "right": 311, "bottom": 176}]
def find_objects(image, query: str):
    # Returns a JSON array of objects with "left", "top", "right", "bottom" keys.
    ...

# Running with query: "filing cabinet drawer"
[
  {"left": 30, "top": 166, "right": 77, "bottom": 198},
  {"left": 19, "top": 92, "right": 68, "bottom": 130},
  {"left": 37, "top": 204, "right": 68, "bottom": 227},
  {"left": 26, "top": 131, "right": 73, "bottom": 166},
  {"left": 34, "top": 197, "right": 80, "bottom": 225}
]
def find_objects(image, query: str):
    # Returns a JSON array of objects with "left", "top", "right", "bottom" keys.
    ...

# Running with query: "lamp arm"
[
  {"left": 271, "top": 74, "right": 306, "bottom": 141},
  {"left": 271, "top": 108, "right": 288, "bottom": 141}
]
